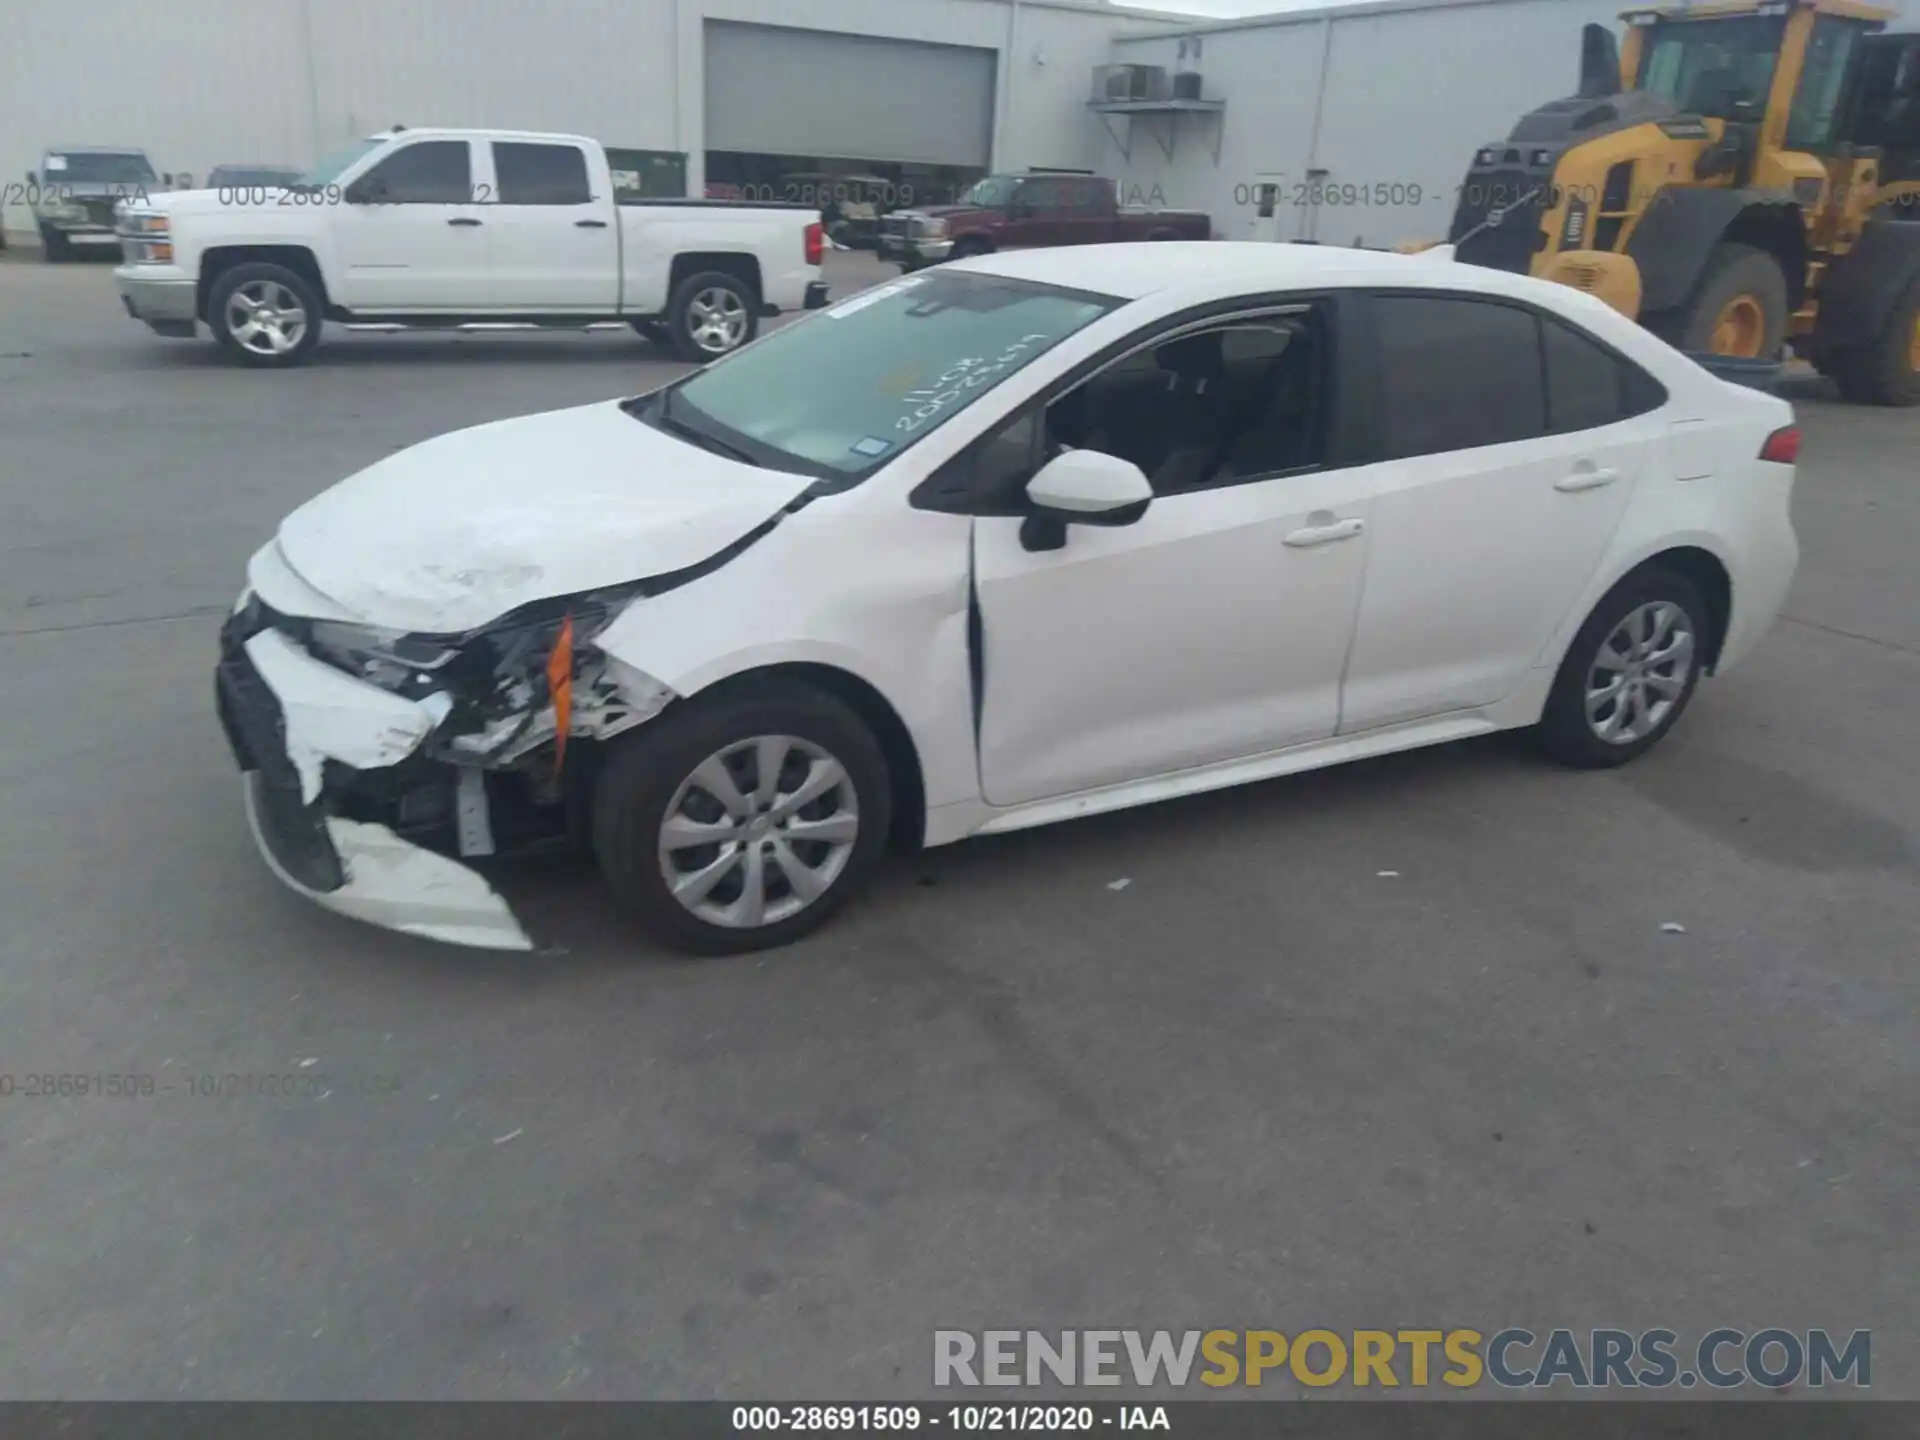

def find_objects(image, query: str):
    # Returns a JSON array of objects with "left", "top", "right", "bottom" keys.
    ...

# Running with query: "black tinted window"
[
  {"left": 360, "top": 142, "right": 471, "bottom": 203},
  {"left": 1542, "top": 316, "right": 1666, "bottom": 432},
  {"left": 1374, "top": 296, "right": 1545, "bottom": 458},
  {"left": 1018, "top": 179, "right": 1065, "bottom": 209},
  {"left": 493, "top": 143, "right": 592, "bottom": 205}
]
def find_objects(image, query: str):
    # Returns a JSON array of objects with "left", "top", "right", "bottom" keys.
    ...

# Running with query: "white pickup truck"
[{"left": 114, "top": 127, "right": 828, "bottom": 367}]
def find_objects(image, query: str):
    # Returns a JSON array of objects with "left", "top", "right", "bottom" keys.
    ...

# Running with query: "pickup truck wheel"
[
  {"left": 39, "top": 225, "right": 70, "bottom": 263},
  {"left": 209, "top": 262, "right": 322, "bottom": 368},
  {"left": 667, "top": 271, "right": 758, "bottom": 362},
  {"left": 948, "top": 237, "right": 990, "bottom": 262}
]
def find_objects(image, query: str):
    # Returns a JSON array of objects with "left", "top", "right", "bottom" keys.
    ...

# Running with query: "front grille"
[
  {"left": 216, "top": 628, "right": 345, "bottom": 892},
  {"left": 81, "top": 200, "right": 117, "bottom": 226},
  {"left": 881, "top": 215, "right": 911, "bottom": 238},
  {"left": 1449, "top": 168, "right": 1548, "bottom": 275}
]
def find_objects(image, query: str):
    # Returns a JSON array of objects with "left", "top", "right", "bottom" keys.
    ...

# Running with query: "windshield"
[
  {"left": 299, "top": 139, "right": 387, "bottom": 187},
  {"left": 44, "top": 152, "right": 155, "bottom": 184},
  {"left": 658, "top": 271, "right": 1122, "bottom": 481},
  {"left": 1640, "top": 16, "right": 1787, "bottom": 119},
  {"left": 959, "top": 176, "right": 1017, "bottom": 208}
]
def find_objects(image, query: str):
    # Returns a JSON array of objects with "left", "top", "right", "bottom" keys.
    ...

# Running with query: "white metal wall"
[
  {"left": 0, "top": 0, "right": 1151, "bottom": 237},
  {"left": 1106, "top": 0, "right": 1629, "bottom": 250}
]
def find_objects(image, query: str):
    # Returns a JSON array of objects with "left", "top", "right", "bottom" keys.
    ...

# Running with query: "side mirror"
[
  {"left": 1020, "top": 449, "right": 1153, "bottom": 552},
  {"left": 345, "top": 177, "right": 384, "bottom": 204}
]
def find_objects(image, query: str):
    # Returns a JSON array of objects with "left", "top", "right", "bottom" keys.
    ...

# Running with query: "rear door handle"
[
  {"left": 1283, "top": 517, "right": 1366, "bottom": 548},
  {"left": 447, "top": 217, "right": 482, "bottom": 227},
  {"left": 575, "top": 219, "right": 608, "bottom": 229},
  {"left": 1555, "top": 467, "right": 1619, "bottom": 493}
]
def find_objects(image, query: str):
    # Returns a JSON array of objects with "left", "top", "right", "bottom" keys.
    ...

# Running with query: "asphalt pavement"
[{"left": 0, "top": 247, "right": 1915, "bottom": 1400}]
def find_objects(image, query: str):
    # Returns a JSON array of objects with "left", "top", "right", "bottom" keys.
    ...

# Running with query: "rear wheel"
[
  {"left": 665, "top": 270, "right": 758, "bottom": 363},
  {"left": 1678, "top": 243, "right": 1789, "bottom": 360},
  {"left": 1828, "top": 273, "right": 1920, "bottom": 408},
  {"left": 1532, "top": 569, "right": 1710, "bottom": 769}
]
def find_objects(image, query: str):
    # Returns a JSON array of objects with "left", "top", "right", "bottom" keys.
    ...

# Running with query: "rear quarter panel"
[{"left": 617, "top": 204, "right": 817, "bottom": 313}]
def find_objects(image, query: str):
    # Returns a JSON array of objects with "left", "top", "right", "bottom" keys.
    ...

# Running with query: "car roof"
[
  {"left": 361, "top": 128, "right": 597, "bottom": 147},
  {"left": 44, "top": 145, "right": 150, "bottom": 154},
  {"left": 956, "top": 241, "right": 1525, "bottom": 301}
]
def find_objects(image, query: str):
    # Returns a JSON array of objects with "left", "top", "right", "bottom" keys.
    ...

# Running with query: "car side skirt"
[{"left": 922, "top": 672, "right": 1557, "bottom": 848}]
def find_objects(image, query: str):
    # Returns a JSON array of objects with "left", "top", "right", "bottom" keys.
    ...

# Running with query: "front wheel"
[
  {"left": 1677, "top": 243, "right": 1788, "bottom": 360},
  {"left": 665, "top": 270, "right": 758, "bottom": 363},
  {"left": 38, "top": 225, "right": 70, "bottom": 262},
  {"left": 1531, "top": 570, "right": 1710, "bottom": 769},
  {"left": 208, "top": 262, "right": 323, "bottom": 368},
  {"left": 592, "top": 682, "right": 893, "bottom": 954}
]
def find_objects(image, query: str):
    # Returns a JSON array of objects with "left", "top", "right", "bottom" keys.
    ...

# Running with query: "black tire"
[
  {"left": 1676, "top": 242, "right": 1789, "bottom": 361},
  {"left": 1827, "top": 272, "right": 1920, "bottom": 408},
  {"left": 1531, "top": 568, "right": 1712, "bottom": 770},
  {"left": 665, "top": 269, "right": 758, "bottom": 364},
  {"left": 947, "top": 237, "right": 991, "bottom": 263},
  {"left": 39, "top": 225, "right": 69, "bottom": 263},
  {"left": 630, "top": 319, "right": 673, "bottom": 347},
  {"left": 592, "top": 680, "right": 893, "bottom": 955},
  {"left": 208, "top": 261, "right": 323, "bottom": 369}
]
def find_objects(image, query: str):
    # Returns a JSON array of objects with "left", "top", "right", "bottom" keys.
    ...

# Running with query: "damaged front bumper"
[
  {"left": 215, "top": 596, "right": 671, "bottom": 951},
  {"left": 217, "top": 621, "right": 535, "bottom": 950}
]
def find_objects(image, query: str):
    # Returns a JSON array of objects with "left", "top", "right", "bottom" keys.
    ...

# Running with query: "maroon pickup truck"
[{"left": 878, "top": 171, "right": 1211, "bottom": 270}]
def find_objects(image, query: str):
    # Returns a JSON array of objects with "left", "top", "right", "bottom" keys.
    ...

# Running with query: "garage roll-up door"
[{"left": 705, "top": 21, "right": 996, "bottom": 168}]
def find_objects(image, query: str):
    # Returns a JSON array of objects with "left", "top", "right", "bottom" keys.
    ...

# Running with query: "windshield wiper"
[{"left": 648, "top": 388, "right": 762, "bottom": 467}]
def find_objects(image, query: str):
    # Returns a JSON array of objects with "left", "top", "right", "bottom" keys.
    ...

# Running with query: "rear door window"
[
  {"left": 492, "top": 143, "right": 593, "bottom": 205},
  {"left": 1372, "top": 295, "right": 1546, "bottom": 458}
]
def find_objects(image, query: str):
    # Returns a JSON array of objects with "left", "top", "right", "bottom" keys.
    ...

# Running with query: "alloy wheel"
[
  {"left": 225, "top": 280, "right": 309, "bottom": 356},
  {"left": 1585, "top": 601, "right": 1696, "bottom": 745},
  {"left": 687, "top": 286, "right": 748, "bottom": 355},
  {"left": 656, "top": 735, "right": 860, "bottom": 929}
]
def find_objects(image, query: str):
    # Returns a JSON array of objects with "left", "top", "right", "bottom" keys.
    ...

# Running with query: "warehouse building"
[{"left": 3, "top": 0, "right": 1916, "bottom": 245}]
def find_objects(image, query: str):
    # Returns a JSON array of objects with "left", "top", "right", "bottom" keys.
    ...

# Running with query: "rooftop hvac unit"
[
  {"left": 1092, "top": 64, "right": 1171, "bottom": 102},
  {"left": 1171, "top": 71, "right": 1204, "bottom": 100}
]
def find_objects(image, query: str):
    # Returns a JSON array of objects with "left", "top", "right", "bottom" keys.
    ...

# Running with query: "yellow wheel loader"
[{"left": 1444, "top": 0, "right": 1920, "bottom": 405}]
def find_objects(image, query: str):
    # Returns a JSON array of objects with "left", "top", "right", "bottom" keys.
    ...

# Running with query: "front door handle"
[
  {"left": 1555, "top": 467, "right": 1619, "bottom": 493},
  {"left": 575, "top": 219, "right": 608, "bottom": 229},
  {"left": 447, "top": 217, "right": 483, "bottom": 227},
  {"left": 1283, "top": 517, "right": 1366, "bottom": 548}
]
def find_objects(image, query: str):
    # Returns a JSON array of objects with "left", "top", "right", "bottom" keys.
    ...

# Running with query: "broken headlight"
[{"left": 306, "top": 620, "right": 461, "bottom": 694}]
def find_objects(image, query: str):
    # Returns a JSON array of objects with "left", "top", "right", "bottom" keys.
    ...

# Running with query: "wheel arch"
[
  {"left": 1601, "top": 545, "right": 1734, "bottom": 674},
  {"left": 670, "top": 661, "right": 928, "bottom": 855},
  {"left": 1626, "top": 190, "right": 1805, "bottom": 316},
  {"left": 667, "top": 251, "right": 763, "bottom": 302},
  {"left": 198, "top": 245, "right": 331, "bottom": 321}
]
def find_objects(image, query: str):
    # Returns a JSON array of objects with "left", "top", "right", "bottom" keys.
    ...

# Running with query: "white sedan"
[{"left": 216, "top": 242, "right": 1800, "bottom": 954}]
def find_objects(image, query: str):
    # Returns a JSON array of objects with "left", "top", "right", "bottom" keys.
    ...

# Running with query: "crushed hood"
[{"left": 274, "top": 399, "right": 812, "bottom": 634}]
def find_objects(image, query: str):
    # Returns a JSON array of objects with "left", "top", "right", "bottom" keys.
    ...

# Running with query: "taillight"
[
  {"left": 804, "top": 221, "right": 823, "bottom": 267},
  {"left": 1759, "top": 426, "right": 1801, "bottom": 465}
]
